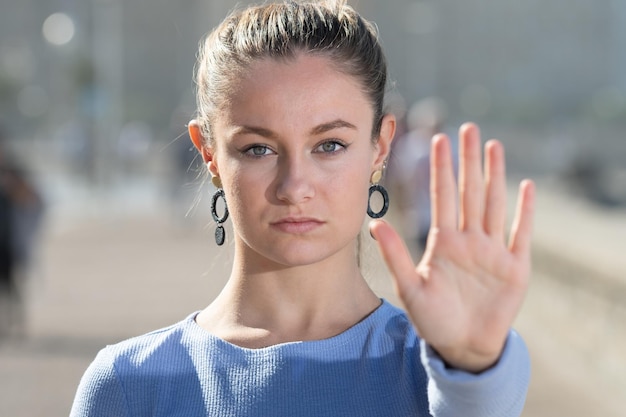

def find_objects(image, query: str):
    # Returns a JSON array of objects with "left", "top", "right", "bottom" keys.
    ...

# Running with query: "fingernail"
[{"left": 368, "top": 221, "right": 377, "bottom": 240}]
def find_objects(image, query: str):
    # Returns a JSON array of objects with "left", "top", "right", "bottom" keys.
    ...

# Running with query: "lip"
[{"left": 270, "top": 217, "right": 324, "bottom": 234}]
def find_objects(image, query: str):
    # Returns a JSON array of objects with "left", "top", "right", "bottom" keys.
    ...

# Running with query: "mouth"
[{"left": 270, "top": 217, "right": 324, "bottom": 234}]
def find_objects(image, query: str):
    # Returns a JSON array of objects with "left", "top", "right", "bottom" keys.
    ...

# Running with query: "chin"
[
  {"left": 270, "top": 249, "right": 333, "bottom": 268},
  {"left": 259, "top": 240, "right": 348, "bottom": 269}
]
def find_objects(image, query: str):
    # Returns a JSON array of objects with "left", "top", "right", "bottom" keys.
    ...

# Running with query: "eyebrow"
[
  {"left": 309, "top": 119, "right": 357, "bottom": 135},
  {"left": 233, "top": 125, "right": 277, "bottom": 139},
  {"left": 233, "top": 119, "right": 357, "bottom": 139}
]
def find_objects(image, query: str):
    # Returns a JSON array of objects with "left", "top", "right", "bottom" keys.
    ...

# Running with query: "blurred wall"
[{"left": 1, "top": 0, "right": 625, "bottom": 181}]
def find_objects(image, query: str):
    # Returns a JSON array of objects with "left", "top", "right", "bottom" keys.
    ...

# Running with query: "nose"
[{"left": 274, "top": 155, "right": 315, "bottom": 204}]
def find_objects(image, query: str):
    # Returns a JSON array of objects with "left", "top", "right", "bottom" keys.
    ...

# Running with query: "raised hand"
[{"left": 370, "top": 123, "right": 535, "bottom": 373}]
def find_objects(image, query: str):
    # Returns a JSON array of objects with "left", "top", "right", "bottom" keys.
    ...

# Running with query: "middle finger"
[{"left": 458, "top": 123, "right": 484, "bottom": 231}]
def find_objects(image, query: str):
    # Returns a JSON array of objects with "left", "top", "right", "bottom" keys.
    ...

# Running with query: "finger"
[
  {"left": 508, "top": 180, "right": 536, "bottom": 258},
  {"left": 369, "top": 220, "right": 420, "bottom": 299},
  {"left": 458, "top": 123, "right": 484, "bottom": 231},
  {"left": 430, "top": 134, "right": 457, "bottom": 230},
  {"left": 483, "top": 139, "right": 507, "bottom": 241}
]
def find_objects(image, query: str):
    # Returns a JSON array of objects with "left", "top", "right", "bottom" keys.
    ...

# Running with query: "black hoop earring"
[
  {"left": 367, "top": 183, "right": 389, "bottom": 219},
  {"left": 211, "top": 188, "right": 229, "bottom": 245}
]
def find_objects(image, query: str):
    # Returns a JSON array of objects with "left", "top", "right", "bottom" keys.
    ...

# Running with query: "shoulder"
[
  {"left": 375, "top": 299, "right": 412, "bottom": 328},
  {"left": 365, "top": 300, "right": 421, "bottom": 351},
  {"left": 74, "top": 312, "right": 202, "bottom": 392},
  {"left": 376, "top": 299, "right": 413, "bottom": 326},
  {"left": 70, "top": 313, "right": 205, "bottom": 416},
  {"left": 99, "top": 312, "right": 201, "bottom": 372}
]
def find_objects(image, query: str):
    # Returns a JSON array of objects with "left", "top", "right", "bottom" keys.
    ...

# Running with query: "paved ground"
[{"left": 0, "top": 180, "right": 625, "bottom": 416}]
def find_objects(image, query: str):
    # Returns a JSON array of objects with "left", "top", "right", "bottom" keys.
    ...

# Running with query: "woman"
[{"left": 71, "top": 1, "right": 535, "bottom": 416}]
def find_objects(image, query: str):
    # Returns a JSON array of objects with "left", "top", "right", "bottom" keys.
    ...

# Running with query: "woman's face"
[{"left": 209, "top": 53, "right": 394, "bottom": 269}]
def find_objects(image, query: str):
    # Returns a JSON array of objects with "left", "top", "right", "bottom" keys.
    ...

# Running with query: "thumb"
[{"left": 369, "top": 220, "right": 419, "bottom": 298}]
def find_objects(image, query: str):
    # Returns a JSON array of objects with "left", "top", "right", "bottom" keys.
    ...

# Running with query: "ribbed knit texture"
[{"left": 70, "top": 300, "right": 530, "bottom": 417}]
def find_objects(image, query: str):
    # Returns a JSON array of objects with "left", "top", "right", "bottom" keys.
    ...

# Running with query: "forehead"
[{"left": 217, "top": 54, "right": 374, "bottom": 132}]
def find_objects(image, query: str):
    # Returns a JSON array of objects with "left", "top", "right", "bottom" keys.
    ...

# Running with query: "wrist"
[{"left": 432, "top": 343, "right": 504, "bottom": 374}]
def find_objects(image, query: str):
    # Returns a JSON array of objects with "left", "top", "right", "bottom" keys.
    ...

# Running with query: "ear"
[
  {"left": 188, "top": 120, "right": 212, "bottom": 163},
  {"left": 188, "top": 120, "right": 220, "bottom": 177},
  {"left": 373, "top": 113, "right": 396, "bottom": 167}
]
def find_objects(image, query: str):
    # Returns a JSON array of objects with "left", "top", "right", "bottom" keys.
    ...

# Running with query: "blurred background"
[{"left": 0, "top": 0, "right": 625, "bottom": 415}]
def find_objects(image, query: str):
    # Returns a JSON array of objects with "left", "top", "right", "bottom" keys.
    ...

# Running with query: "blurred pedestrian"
[
  {"left": 71, "top": 1, "right": 535, "bottom": 416},
  {"left": 388, "top": 97, "right": 457, "bottom": 253},
  {"left": 0, "top": 135, "right": 44, "bottom": 340}
]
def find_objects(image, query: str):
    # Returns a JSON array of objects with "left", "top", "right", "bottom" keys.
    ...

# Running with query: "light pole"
[{"left": 90, "top": 0, "right": 124, "bottom": 189}]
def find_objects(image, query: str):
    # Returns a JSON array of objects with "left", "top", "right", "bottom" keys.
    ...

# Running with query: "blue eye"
[
  {"left": 315, "top": 140, "right": 346, "bottom": 154},
  {"left": 244, "top": 145, "right": 274, "bottom": 157}
]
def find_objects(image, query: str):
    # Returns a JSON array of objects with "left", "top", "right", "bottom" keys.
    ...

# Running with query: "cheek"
[
  {"left": 222, "top": 185, "right": 259, "bottom": 245},
  {"left": 223, "top": 170, "right": 260, "bottom": 218},
  {"left": 215, "top": 162, "right": 249, "bottom": 218},
  {"left": 329, "top": 167, "right": 371, "bottom": 218}
]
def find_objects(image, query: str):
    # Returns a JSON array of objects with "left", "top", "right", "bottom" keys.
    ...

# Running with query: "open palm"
[{"left": 371, "top": 123, "right": 535, "bottom": 373}]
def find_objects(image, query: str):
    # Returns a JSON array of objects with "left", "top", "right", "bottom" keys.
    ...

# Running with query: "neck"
[{"left": 196, "top": 242, "right": 381, "bottom": 348}]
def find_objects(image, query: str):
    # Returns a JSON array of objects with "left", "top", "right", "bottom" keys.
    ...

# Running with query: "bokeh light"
[{"left": 42, "top": 13, "right": 75, "bottom": 46}]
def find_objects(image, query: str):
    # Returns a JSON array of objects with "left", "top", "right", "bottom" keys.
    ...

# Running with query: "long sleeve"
[
  {"left": 421, "top": 329, "right": 530, "bottom": 417},
  {"left": 69, "top": 349, "right": 130, "bottom": 417}
]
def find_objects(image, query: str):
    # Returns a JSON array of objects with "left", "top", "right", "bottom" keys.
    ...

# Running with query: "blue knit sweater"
[{"left": 70, "top": 300, "right": 530, "bottom": 416}]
